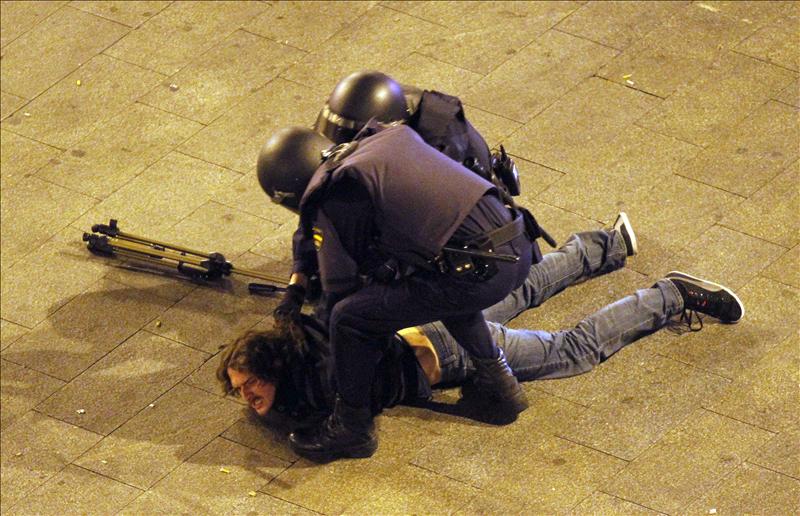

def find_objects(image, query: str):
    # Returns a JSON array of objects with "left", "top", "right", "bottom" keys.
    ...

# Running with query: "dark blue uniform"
[{"left": 292, "top": 125, "right": 532, "bottom": 409}]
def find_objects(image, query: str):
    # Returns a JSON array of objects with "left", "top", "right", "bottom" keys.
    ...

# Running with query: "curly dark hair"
[{"left": 216, "top": 328, "right": 301, "bottom": 396}]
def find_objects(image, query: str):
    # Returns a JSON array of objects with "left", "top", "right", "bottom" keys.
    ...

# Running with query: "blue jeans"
[{"left": 421, "top": 230, "right": 684, "bottom": 385}]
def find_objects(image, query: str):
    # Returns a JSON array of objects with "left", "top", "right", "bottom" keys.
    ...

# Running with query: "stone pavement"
[{"left": 1, "top": 1, "right": 798, "bottom": 514}]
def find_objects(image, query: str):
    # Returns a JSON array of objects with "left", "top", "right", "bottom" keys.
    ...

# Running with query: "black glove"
[{"left": 273, "top": 284, "right": 305, "bottom": 329}]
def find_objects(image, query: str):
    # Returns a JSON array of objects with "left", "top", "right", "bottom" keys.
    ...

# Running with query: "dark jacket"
[
  {"left": 273, "top": 315, "right": 429, "bottom": 421},
  {"left": 294, "top": 125, "right": 494, "bottom": 294}
]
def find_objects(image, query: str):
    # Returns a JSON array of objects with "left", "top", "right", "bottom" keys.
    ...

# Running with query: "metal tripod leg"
[{"left": 83, "top": 219, "right": 287, "bottom": 293}]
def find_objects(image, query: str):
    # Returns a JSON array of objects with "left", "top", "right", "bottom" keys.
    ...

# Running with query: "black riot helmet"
[
  {"left": 314, "top": 70, "right": 410, "bottom": 144},
  {"left": 257, "top": 127, "right": 333, "bottom": 212}
]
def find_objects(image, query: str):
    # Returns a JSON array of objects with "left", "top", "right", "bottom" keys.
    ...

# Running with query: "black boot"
[
  {"left": 460, "top": 348, "right": 528, "bottom": 425},
  {"left": 288, "top": 396, "right": 377, "bottom": 463}
]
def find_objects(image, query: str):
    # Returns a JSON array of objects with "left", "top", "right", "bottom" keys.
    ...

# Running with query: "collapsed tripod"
[{"left": 83, "top": 219, "right": 286, "bottom": 295}]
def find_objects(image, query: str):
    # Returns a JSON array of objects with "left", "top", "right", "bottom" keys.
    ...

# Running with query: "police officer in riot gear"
[
  {"left": 314, "top": 70, "right": 523, "bottom": 197},
  {"left": 258, "top": 123, "right": 535, "bottom": 462}
]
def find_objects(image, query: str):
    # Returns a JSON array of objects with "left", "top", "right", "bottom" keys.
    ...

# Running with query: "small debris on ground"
[
  {"left": 220, "top": 467, "right": 231, "bottom": 474},
  {"left": 155, "top": 320, "right": 162, "bottom": 328},
  {"left": 248, "top": 491, "right": 257, "bottom": 497},
  {"left": 169, "top": 84, "right": 179, "bottom": 92},
  {"left": 697, "top": 3, "right": 719, "bottom": 12},
  {"left": 76, "top": 80, "right": 82, "bottom": 86},
  {"left": 76, "top": 409, "right": 86, "bottom": 414}
]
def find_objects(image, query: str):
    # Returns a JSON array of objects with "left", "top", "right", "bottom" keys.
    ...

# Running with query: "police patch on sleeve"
[{"left": 312, "top": 226, "right": 323, "bottom": 250}]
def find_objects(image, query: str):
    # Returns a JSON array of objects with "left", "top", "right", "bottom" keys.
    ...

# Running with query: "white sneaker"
[{"left": 613, "top": 212, "right": 637, "bottom": 256}]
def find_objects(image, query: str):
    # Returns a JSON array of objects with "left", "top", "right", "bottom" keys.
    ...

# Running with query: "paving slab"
[
  {"left": 569, "top": 491, "right": 662, "bottom": 514},
  {"left": 663, "top": 224, "right": 786, "bottom": 292},
  {"left": 140, "top": 30, "right": 305, "bottom": 125},
  {"left": 735, "top": 1, "right": 799, "bottom": 72},
  {"left": 685, "top": 462, "right": 800, "bottom": 515},
  {"left": 750, "top": 428, "right": 800, "bottom": 480},
  {"left": 678, "top": 100, "right": 798, "bottom": 196},
  {"left": 654, "top": 276, "right": 799, "bottom": 380},
  {"left": 543, "top": 125, "right": 700, "bottom": 221},
  {"left": 411, "top": 1, "right": 579, "bottom": 75},
  {"left": 179, "top": 78, "right": 322, "bottom": 173},
  {"left": 412, "top": 424, "right": 627, "bottom": 513},
  {"left": 603, "top": 408, "right": 775, "bottom": 515},
  {"left": 637, "top": 51, "right": 795, "bottom": 147},
  {"left": 721, "top": 159, "right": 800, "bottom": 249},
  {"left": 504, "top": 77, "right": 661, "bottom": 174},
  {"left": 0, "top": 0, "right": 67, "bottom": 49},
  {"left": 697, "top": 0, "right": 794, "bottom": 25},
  {"left": 506, "top": 155, "right": 564, "bottom": 198},
  {"left": 341, "top": 461, "right": 480, "bottom": 515},
  {"left": 705, "top": 331, "right": 799, "bottom": 433},
  {"left": 0, "top": 177, "right": 96, "bottom": 270},
  {"left": 35, "top": 102, "right": 204, "bottom": 200},
  {"left": 555, "top": 0, "right": 689, "bottom": 51},
  {"left": 222, "top": 412, "right": 298, "bottom": 464},
  {"left": 74, "top": 383, "right": 242, "bottom": 489},
  {"left": 282, "top": 6, "right": 445, "bottom": 93},
  {"left": 71, "top": 0, "right": 170, "bottom": 28},
  {"left": 1, "top": 54, "right": 165, "bottom": 149},
  {"left": 0, "top": 359, "right": 64, "bottom": 431},
  {"left": 262, "top": 454, "right": 403, "bottom": 514},
  {"left": 597, "top": 4, "right": 768, "bottom": 98},
  {"left": 462, "top": 105, "right": 523, "bottom": 150},
  {"left": 104, "top": 1, "right": 268, "bottom": 75},
  {"left": 761, "top": 244, "right": 800, "bottom": 290},
  {"left": 774, "top": 76, "right": 800, "bottom": 107},
  {"left": 0, "top": 130, "right": 61, "bottom": 192},
  {"left": 0, "top": 90, "right": 27, "bottom": 120},
  {"left": 147, "top": 284, "right": 272, "bottom": 354},
  {"left": 384, "top": 52, "right": 482, "bottom": 99},
  {"left": 36, "top": 330, "right": 207, "bottom": 435},
  {"left": 8, "top": 464, "right": 142, "bottom": 515},
  {"left": 547, "top": 351, "right": 732, "bottom": 461},
  {"left": 183, "top": 349, "right": 231, "bottom": 398},
  {"left": 73, "top": 151, "right": 242, "bottom": 235},
  {"left": 0, "top": 412, "right": 103, "bottom": 510},
  {"left": 211, "top": 171, "right": 291, "bottom": 224},
  {"left": 0, "top": 5, "right": 129, "bottom": 99},
  {"left": 245, "top": 0, "right": 376, "bottom": 54},
  {"left": 98, "top": 258, "right": 199, "bottom": 305},
  {"left": 160, "top": 201, "right": 279, "bottom": 262},
  {"left": 250, "top": 223, "right": 304, "bottom": 279},
  {"left": 616, "top": 174, "right": 740, "bottom": 276},
  {"left": 118, "top": 436, "right": 297, "bottom": 515},
  {"left": 2, "top": 278, "right": 172, "bottom": 381},
  {"left": 0, "top": 319, "right": 29, "bottom": 351},
  {"left": 461, "top": 29, "right": 617, "bottom": 123},
  {"left": 261, "top": 416, "right": 473, "bottom": 514},
  {"left": 0, "top": 228, "right": 109, "bottom": 328}
]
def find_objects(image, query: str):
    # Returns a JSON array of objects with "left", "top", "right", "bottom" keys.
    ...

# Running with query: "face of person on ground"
[{"left": 227, "top": 368, "right": 276, "bottom": 417}]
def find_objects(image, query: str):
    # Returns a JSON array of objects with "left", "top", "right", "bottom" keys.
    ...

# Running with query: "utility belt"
[{"left": 432, "top": 214, "right": 525, "bottom": 281}]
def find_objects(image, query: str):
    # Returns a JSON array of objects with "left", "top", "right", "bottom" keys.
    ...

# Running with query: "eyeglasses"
[{"left": 229, "top": 375, "right": 259, "bottom": 398}]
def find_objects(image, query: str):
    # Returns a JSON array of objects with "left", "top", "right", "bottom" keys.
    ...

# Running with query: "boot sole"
[
  {"left": 460, "top": 385, "right": 529, "bottom": 425},
  {"left": 292, "top": 441, "right": 378, "bottom": 464},
  {"left": 666, "top": 271, "right": 745, "bottom": 323}
]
